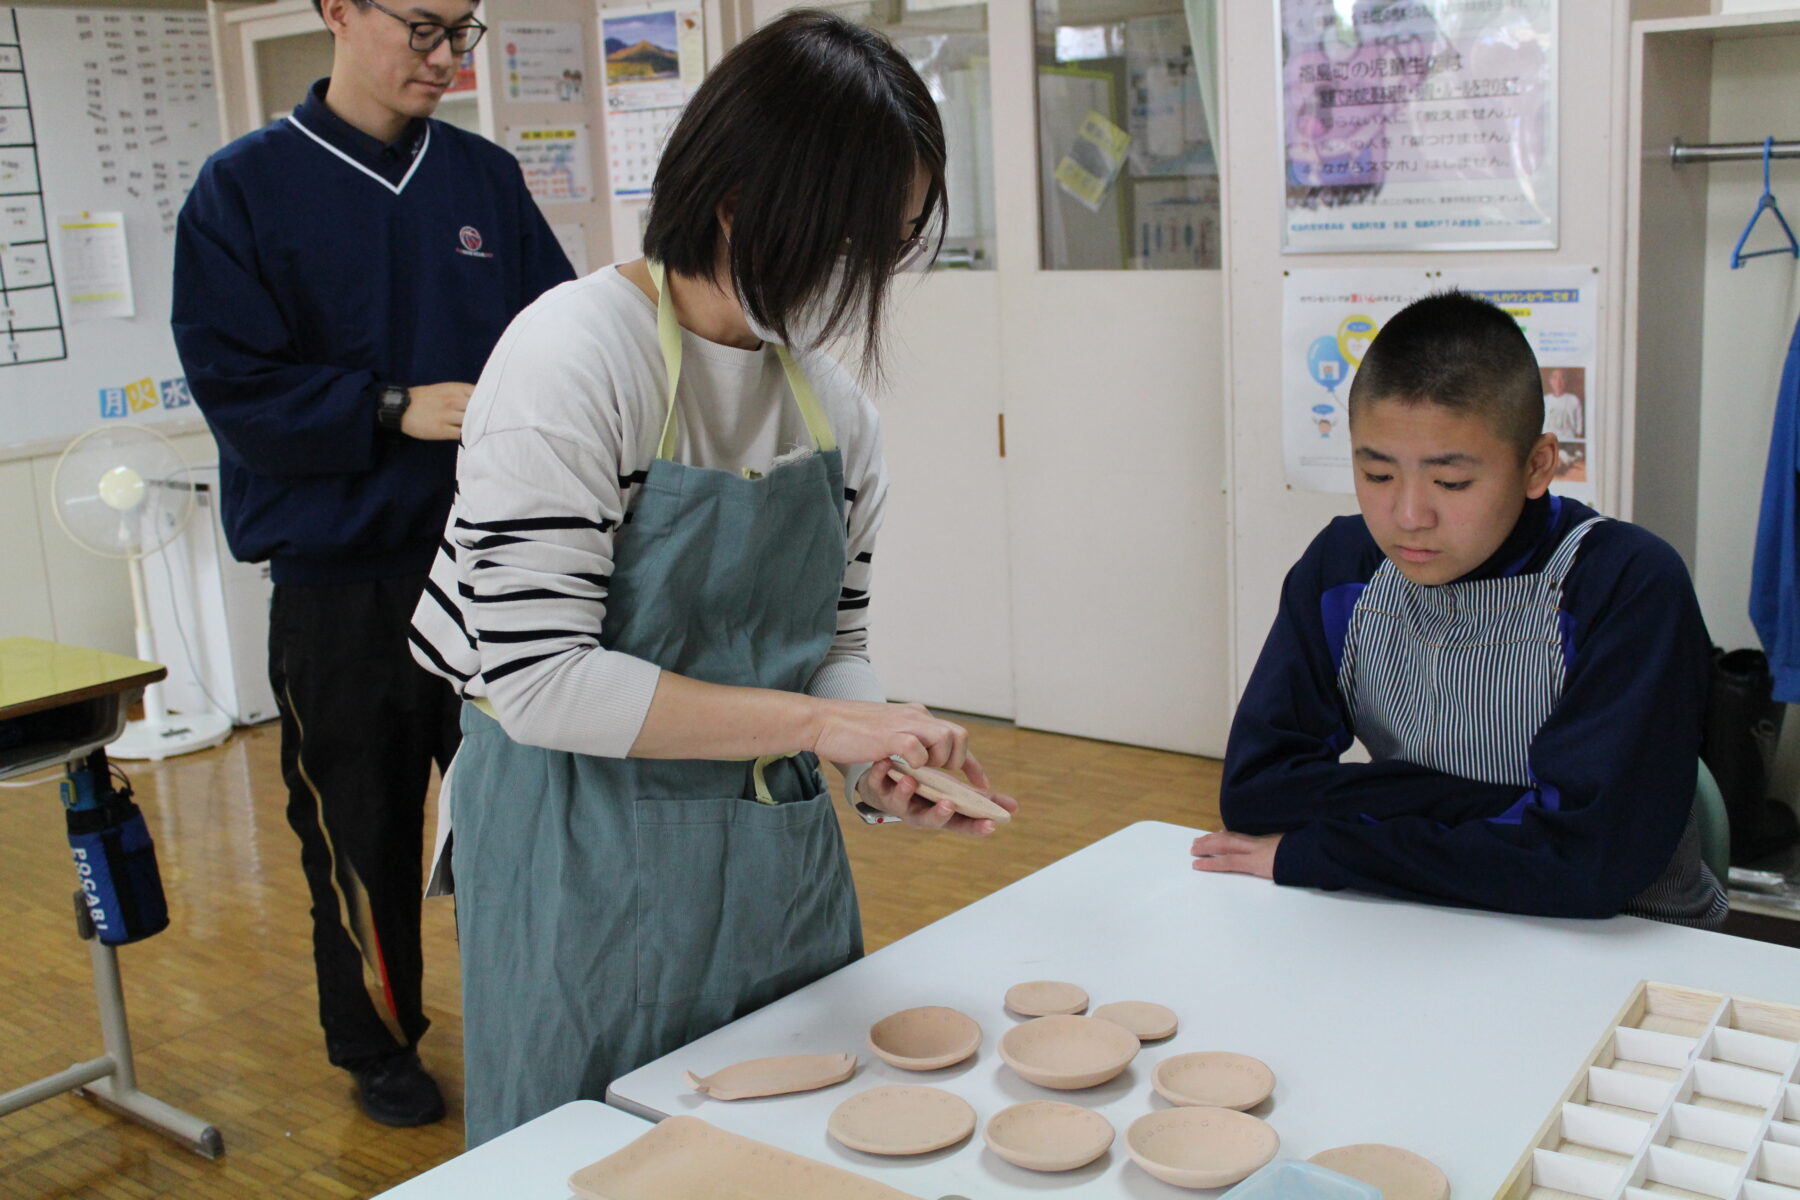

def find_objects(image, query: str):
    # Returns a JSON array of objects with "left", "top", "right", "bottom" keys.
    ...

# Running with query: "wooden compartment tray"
[
  {"left": 569, "top": 1115, "right": 923, "bottom": 1200},
  {"left": 1501, "top": 981, "right": 1800, "bottom": 1200}
]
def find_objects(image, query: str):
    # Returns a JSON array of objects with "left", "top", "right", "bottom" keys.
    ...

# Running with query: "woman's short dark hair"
[
  {"left": 1348, "top": 290, "right": 1546, "bottom": 460},
  {"left": 642, "top": 9, "right": 947, "bottom": 376}
]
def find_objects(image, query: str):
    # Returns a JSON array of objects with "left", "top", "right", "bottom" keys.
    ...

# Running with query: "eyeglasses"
[
  {"left": 894, "top": 211, "right": 932, "bottom": 273},
  {"left": 359, "top": 0, "right": 487, "bottom": 55}
]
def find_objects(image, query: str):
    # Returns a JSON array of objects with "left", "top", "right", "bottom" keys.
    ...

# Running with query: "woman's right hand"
[{"left": 809, "top": 699, "right": 969, "bottom": 774}]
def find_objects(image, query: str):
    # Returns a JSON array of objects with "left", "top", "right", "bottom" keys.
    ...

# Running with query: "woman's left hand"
[{"left": 856, "top": 752, "right": 1018, "bottom": 837}]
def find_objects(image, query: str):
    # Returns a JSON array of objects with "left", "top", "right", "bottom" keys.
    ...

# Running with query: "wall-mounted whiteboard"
[{"left": 0, "top": 5, "right": 219, "bottom": 454}]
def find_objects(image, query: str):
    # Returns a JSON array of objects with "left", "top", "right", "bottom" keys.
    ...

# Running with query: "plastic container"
[{"left": 1220, "top": 1159, "right": 1384, "bottom": 1200}]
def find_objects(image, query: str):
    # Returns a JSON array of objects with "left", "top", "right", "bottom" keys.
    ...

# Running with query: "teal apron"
[{"left": 451, "top": 262, "right": 864, "bottom": 1147}]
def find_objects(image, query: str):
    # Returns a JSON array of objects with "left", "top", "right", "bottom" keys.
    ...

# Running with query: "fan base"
[{"left": 108, "top": 712, "right": 233, "bottom": 761}]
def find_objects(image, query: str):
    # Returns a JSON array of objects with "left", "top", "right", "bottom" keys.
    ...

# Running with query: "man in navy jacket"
[{"left": 172, "top": 0, "right": 573, "bottom": 1125}]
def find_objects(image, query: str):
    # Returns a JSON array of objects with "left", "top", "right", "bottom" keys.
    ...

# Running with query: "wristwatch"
[{"left": 377, "top": 384, "right": 411, "bottom": 433}]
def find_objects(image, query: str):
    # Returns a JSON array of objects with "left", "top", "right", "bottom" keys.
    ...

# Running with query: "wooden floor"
[{"left": 0, "top": 717, "right": 1221, "bottom": 1199}]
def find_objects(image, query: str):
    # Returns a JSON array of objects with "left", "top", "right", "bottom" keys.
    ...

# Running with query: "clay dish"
[
  {"left": 1309, "top": 1145, "right": 1451, "bottom": 1200},
  {"left": 998, "top": 1014, "right": 1138, "bottom": 1089},
  {"left": 868, "top": 1006, "right": 981, "bottom": 1071},
  {"left": 1092, "top": 1000, "right": 1179, "bottom": 1041},
  {"left": 1005, "top": 980, "right": 1089, "bottom": 1017},
  {"left": 1152, "top": 1051, "right": 1275, "bottom": 1111},
  {"left": 1125, "top": 1107, "right": 1280, "bottom": 1189},
  {"left": 984, "top": 1101, "right": 1114, "bottom": 1172},
  {"left": 827, "top": 1085, "right": 976, "bottom": 1156},
  {"left": 684, "top": 1053, "right": 856, "bottom": 1101},
  {"left": 887, "top": 761, "right": 1012, "bottom": 823}
]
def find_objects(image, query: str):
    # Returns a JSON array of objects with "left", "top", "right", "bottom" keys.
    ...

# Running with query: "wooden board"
[{"left": 0, "top": 636, "right": 162, "bottom": 719}]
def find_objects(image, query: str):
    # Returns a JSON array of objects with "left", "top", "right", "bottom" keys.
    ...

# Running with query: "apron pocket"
[{"left": 633, "top": 790, "right": 856, "bottom": 1009}]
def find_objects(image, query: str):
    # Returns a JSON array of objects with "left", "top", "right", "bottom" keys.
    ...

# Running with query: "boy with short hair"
[{"left": 1193, "top": 292, "right": 1725, "bottom": 928}]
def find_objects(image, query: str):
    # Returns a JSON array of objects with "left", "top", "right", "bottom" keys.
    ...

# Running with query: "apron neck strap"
[{"left": 646, "top": 260, "right": 838, "bottom": 462}]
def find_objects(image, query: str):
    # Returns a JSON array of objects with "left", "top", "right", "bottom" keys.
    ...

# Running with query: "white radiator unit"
[{"left": 140, "top": 464, "right": 277, "bottom": 727}]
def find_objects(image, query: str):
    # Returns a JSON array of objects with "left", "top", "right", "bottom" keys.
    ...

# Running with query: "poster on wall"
[
  {"left": 500, "top": 21, "right": 586, "bottom": 103},
  {"left": 507, "top": 125, "right": 594, "bottom": 204},
  {"left": 1277, "top": 0, "right": 1557, "bottom": 253},
  {"left": 1282, "top": 267, "right": 1597, "bottom": 502},
  {"left": 600, "top": 5, "right": 703, "bottom": 197}
]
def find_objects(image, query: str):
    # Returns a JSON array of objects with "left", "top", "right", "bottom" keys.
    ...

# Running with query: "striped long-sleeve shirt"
[{"left": 409, "top": 266, "right": 889, "bottom": 794}]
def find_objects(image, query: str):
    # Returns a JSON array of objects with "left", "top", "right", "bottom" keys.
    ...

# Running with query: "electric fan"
[{"left": 50, "top": 424, "right": 233, "bottom": 760}]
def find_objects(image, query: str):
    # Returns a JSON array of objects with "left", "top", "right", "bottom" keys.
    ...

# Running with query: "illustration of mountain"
[
  {"left": 606, "top": 39, "right": 679, "bottom": 80},
  {"left": 603, "top": 37, "right": 627, "bottom": 56}
]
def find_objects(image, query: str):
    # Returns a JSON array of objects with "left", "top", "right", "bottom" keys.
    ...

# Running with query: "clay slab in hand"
[
  {"left": 827, "top": 1085, "right": 976, "bottom": 1156},
  {"left": 868, "top": 1006, "right": 981, "bottom": 1071},
  {"left": 1092, "top": 1000, "right": 1179, "bottom": 1041},
  {"left": 1153, "top": 1051, "right": 1275, "bottom": 1111},
  {"left": 1309, "top": 1145, "right": 1451, "bottom": 1200},
  {"left": 1126, "top": 1107, "right": 1280, "bottom": 1189},
  {"left": 999, "top": 1014, "right": 1138, "bottom": 1089},
  {"left": 886, "top": 760, "right": 1011, "bottom": 823},
  {"left": 684, "top": 1053, "right": 857, "bottom": 1101},
  {"left": 1005, "top": 979, "right": 1089, "bottom": 1017},
  {"left": 984, "top": 1101, "right": 1114, "bottom": 1172}
]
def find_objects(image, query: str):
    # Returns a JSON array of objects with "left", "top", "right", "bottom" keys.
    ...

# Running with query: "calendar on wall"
[
  {"left": 599, "top": 4, "right": 702, "bottom": 198},
  {"left": 606, "top": 106, "right": 678, "bottom": 197}
]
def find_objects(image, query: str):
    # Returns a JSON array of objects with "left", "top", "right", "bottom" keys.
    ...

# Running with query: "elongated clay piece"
[
  {"left": 1005, "top": 980, "right": 1090, "bottom": 1017},
  {"left": 683, "top": 1053, "right": 857, "bottom": 1101},
  {"left": 569, "top": 1115, "right": 917, "bottom": 1200},
  {"left": 998, "top": 1014, "right": 1139, "bottom": 1089},
  {"left": 868, "top": 1006, "right": 981, "bottom": 1071},
  {"left": 827, "top": 1085, "right": 976, "bottom": 1156},
  {"left": 886, "top": 761, "right": 1012, "bottom": 823},
  {"left": 1152, "top": 1051, "right": 1276, "bottom": 1111},
  {"left": 1308, "top": 1145, "right": 1451, "bottom": 1200},
  {"left": 1092, "top": 1000, "right": 1179, "bottom": 1041},
  {"left": 984, "top": 1101, "right": 1114, "bottom": 1172},
  {"left": 1125, "top": 1107, "right": 1280, "bottom": 1189}
]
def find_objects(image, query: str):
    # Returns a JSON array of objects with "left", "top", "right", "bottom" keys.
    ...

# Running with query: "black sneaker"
[{"left": 350, "top": 1052, "right": 446, "bottom": 1127}]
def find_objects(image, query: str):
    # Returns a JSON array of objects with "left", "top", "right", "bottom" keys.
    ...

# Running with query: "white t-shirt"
[
  {"left": 410, "top": 265, "right": 889, "bottom": 769},
  {"left": 1544, "top": 391, "right": 1583, "bottom": 442}
]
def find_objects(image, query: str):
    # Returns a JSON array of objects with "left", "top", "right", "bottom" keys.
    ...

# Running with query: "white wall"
[
  {"left": 1693, "top": 32, "right": 1800, "bottom": 655},
  {"left": 1219, "top": 0, "right": 1633, "bottom": 693}
]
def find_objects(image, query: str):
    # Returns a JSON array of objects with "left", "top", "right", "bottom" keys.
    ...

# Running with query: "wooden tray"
[
  {"left": 569, "top": 1115, "right": 924, "bottom": 1200},
  {"left": 1500, "top": 981, "right": 1800, "bottom": 1200}
]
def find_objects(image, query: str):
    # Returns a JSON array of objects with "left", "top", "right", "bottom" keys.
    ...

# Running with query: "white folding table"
[{"left": 606, "top": 820, "right": 1800, "bottom": 1197}]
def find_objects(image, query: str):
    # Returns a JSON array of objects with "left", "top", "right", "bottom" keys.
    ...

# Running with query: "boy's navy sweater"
[
  {"left": 172, "top": 81, "right": 574, "bottom": 585},
  {"left": 1223, "top": 494, "right": 1712, "bottom": 918}
]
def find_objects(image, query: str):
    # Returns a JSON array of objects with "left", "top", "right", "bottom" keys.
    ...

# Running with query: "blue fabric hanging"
[{"left": 1751, "top": 314, "right": 1800, "bottom": 701}]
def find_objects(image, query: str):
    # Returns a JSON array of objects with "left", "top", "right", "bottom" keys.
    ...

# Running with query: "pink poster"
[{"left": 1279, "top": 0, "right": 1556, "bottom": 253}]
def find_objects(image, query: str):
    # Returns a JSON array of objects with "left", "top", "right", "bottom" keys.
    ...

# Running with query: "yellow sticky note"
[{"left": 125, "top": 378, "right": 160, "bottom": 413}]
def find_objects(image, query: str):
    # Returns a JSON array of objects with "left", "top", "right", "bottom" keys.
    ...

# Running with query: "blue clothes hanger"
[{"left": 1732, "top": 137, "right": 1800, "bottom": 270}]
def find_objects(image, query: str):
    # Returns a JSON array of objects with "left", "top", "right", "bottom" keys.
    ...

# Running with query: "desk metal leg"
[{"left": 0, "top": 894, "right": 224, "bottom": 1159}]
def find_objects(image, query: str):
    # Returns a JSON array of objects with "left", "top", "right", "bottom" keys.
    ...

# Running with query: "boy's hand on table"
[{"left": 1190, "top": 831, "right": 1282, "bottom": 879}]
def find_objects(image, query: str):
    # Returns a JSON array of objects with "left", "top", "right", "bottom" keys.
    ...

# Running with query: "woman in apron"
[{"left": 408, "top": 10, "right": 1016, "bottom": 1146}]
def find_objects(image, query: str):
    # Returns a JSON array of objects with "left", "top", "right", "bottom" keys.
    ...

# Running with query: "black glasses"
[{"left": 360, "top": 0, "right": 487, "bottom": 54}]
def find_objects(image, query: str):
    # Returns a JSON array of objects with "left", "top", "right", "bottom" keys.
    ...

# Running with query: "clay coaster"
[
  {"left": 984, "top": 1101, "right": 1114, "bottom": 1172},
  {"left": 1309, "top": 1145, "right": 1451, "bottom": 1200},
  {"left": 1152, "top": 1051, "right": 1276, "bottom": 1111},
  {"left": 1126, "top": 1107, "right": 1280, "bottom": 1189},
  {"left": 827, "top": 1085, "right": 976, "bottom": 1156},
  {"left": 1005, "top": 980, "right": 1089, "bottom": 1017},
  {"left": 684, "top": 1053, "right": 856, "bottom": 1101},
  {"left": 1092, "top": 1000, "right": 1179, "bottom": 1042},
  {"left": 886, "top": 760, "right": 1011, "bottom": 823},
  {"left": 868, "top": 1006, "right": 981, "bottom": 1071},
  {"left": 998, "top": 1014, "right": 1139, "bottom": 1090}
]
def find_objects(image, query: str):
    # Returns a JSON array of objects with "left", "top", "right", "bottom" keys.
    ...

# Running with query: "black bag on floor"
[{"left": 1704, "top": 647, "right": 1800, "bottom": 865}]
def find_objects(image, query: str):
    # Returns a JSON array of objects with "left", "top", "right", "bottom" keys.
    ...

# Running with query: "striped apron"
[{"left": 1338, "top": 515, "right": 1727, "bottom": 927}]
